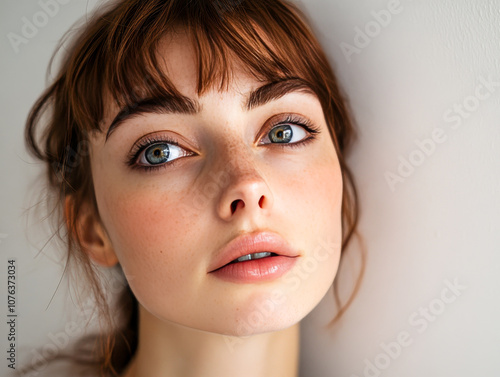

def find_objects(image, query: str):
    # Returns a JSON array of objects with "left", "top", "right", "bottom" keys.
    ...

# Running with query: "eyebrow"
[{"left": 105, "top": 78, "right": 316, "bottom": 142}]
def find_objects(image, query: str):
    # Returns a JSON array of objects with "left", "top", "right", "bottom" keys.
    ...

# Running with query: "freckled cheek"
[
  {"left": 314, "top": 161, "right": 343, "bottom": 277},
  {"left": 98, "top": 185, "right": 196, "bottom": 286},
  {"left": 315, "top": 162, "right": 343, "bottom": 215},
  {"left": 281, "top": 161, "right": 343, "bottom": 302},
  {"left": 281, "top": 158, "right": 343, "bottom": 235}
]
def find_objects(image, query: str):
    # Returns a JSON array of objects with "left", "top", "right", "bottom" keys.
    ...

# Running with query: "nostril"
[
  {"left": 231, "top": 199, "right": 244, "bottom": 214},
  {"left": 258, "top": 196, "right": 265, "bottom": 208}
]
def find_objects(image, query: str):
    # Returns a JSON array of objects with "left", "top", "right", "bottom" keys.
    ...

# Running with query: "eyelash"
[{"left": 126, "top": 114, "right": 321, "bottom": 172}]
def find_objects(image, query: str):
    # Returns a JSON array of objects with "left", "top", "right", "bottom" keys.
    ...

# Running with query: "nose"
[{"left": 216, "top": 152, "right": 274, "bottom": 222}]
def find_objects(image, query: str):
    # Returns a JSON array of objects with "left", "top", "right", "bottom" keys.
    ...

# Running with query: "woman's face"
[{"left": 89, "top": 29, "right": 343, "bottom": 336}]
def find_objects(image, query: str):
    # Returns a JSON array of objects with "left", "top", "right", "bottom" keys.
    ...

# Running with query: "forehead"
[
  {"left": 157, "top": 29, "right": 199, "bottom": 98},
  {"left": 101, "top": 28, "right": 257, "bottom": 125},
  {"left": 98, "top": 18, "right": 325, "bottom": 143},
  {"left": 159, "top": 27, "right": 255, "bottom": 98}
]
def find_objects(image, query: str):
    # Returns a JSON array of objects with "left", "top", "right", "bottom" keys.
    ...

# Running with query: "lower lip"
[{"left": 210, "top": 256, "right": 298, "bottom": 283}]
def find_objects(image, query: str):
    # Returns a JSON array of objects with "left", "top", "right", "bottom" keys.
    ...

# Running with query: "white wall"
[
  {"left": 1, "top": 1, "right": 109, "bottom": 376},
  {"left": 299, "top": 0, "right": 500, "bottom": 376},
  {"left": 1, "top": 0, "right": 499, "bottom": 376}
]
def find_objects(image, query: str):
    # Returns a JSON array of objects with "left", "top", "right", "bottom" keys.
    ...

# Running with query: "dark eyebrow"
[
  {"left": 105, "top": 78, "right": 316, "bottom": 142},
  {"left": 105, "top": 95, "right": 200, "bottom": 142}
]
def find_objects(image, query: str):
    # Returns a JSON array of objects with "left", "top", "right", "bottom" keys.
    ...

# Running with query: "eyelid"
[{"left": 128, "top": 130, "right": 196, "bottom": 154}]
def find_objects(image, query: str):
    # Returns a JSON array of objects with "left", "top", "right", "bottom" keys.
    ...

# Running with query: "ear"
[{"left": 65, "top": 196, "right": 119, "bottom": 267}]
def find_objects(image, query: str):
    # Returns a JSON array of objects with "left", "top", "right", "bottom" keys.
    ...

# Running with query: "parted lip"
[{"left": 207, "top": 230, "right": 300, "bottom": 273}]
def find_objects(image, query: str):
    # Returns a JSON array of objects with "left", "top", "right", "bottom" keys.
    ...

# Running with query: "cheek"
[
  {"left": 280, "top": 150, "right": 343, "bottom": 242},
  {"left": 307, "top": 155, "right": 343, "bottom": 271},
  {"left": 96, "top": 181, "right": 198, "bottom": 293},
  {"left": 271, "top": 151, "right": 343, "bottom": 315}
]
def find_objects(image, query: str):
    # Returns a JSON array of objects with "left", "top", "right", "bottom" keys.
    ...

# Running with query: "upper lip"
[{"left": 208, "top": 230, "right": 300, "bottom": 273}]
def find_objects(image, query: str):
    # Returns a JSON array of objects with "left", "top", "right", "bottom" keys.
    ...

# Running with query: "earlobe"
[{"left": 65, "top": 196, "right": 119, "bottom": 267}]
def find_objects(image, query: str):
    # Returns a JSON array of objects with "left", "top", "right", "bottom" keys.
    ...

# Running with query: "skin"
[{"left": 79, "top": 28, "right": 344, "bottom": 377}]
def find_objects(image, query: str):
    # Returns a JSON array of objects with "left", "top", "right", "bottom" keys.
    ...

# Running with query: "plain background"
[{"left": 1, "top": 0, "right": 499, "bottom": 376}]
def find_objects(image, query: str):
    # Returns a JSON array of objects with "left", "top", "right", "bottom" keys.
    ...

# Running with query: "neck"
[{"left": 121, "top": 304, "right": 300, "bottom": 377}]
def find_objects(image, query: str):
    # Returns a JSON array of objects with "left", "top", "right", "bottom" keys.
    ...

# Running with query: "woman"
[{"left": 25, "top": 0, "right": 361, "bottom": 375}]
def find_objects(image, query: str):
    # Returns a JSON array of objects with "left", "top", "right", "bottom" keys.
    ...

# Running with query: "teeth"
[{"left": 235, "top": 252, "right": 272, "bottom": 263}]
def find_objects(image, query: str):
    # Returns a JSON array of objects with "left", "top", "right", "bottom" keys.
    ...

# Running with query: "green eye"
[
  {"left": 264, "top": 123, "right": 307, "bottom": 144},
  {"left": 144, "top": 144, "right": 170, "bottom": 165},
  {"left": 269, "top": 125, "right": 293, "bottom": 143},
  {"left": 136, "top": 141, "right": 190, "bottom": 167}
]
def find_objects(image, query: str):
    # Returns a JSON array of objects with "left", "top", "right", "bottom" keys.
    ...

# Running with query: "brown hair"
[{"left": 25, "top": 0, "right": 362, "bottom": 375}]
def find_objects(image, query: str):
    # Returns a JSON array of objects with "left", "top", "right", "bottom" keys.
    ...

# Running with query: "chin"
[
  {"left": 214, "top": 290, "right": 327, "bottom": 337},
  {"left": 208, "top": 264, "right": 339, "bottom": 337}
]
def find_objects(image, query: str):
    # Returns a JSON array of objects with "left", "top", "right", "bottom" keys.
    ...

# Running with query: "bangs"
[{"left": 63, "top": 0, "right": 333, "bottom": 135}]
